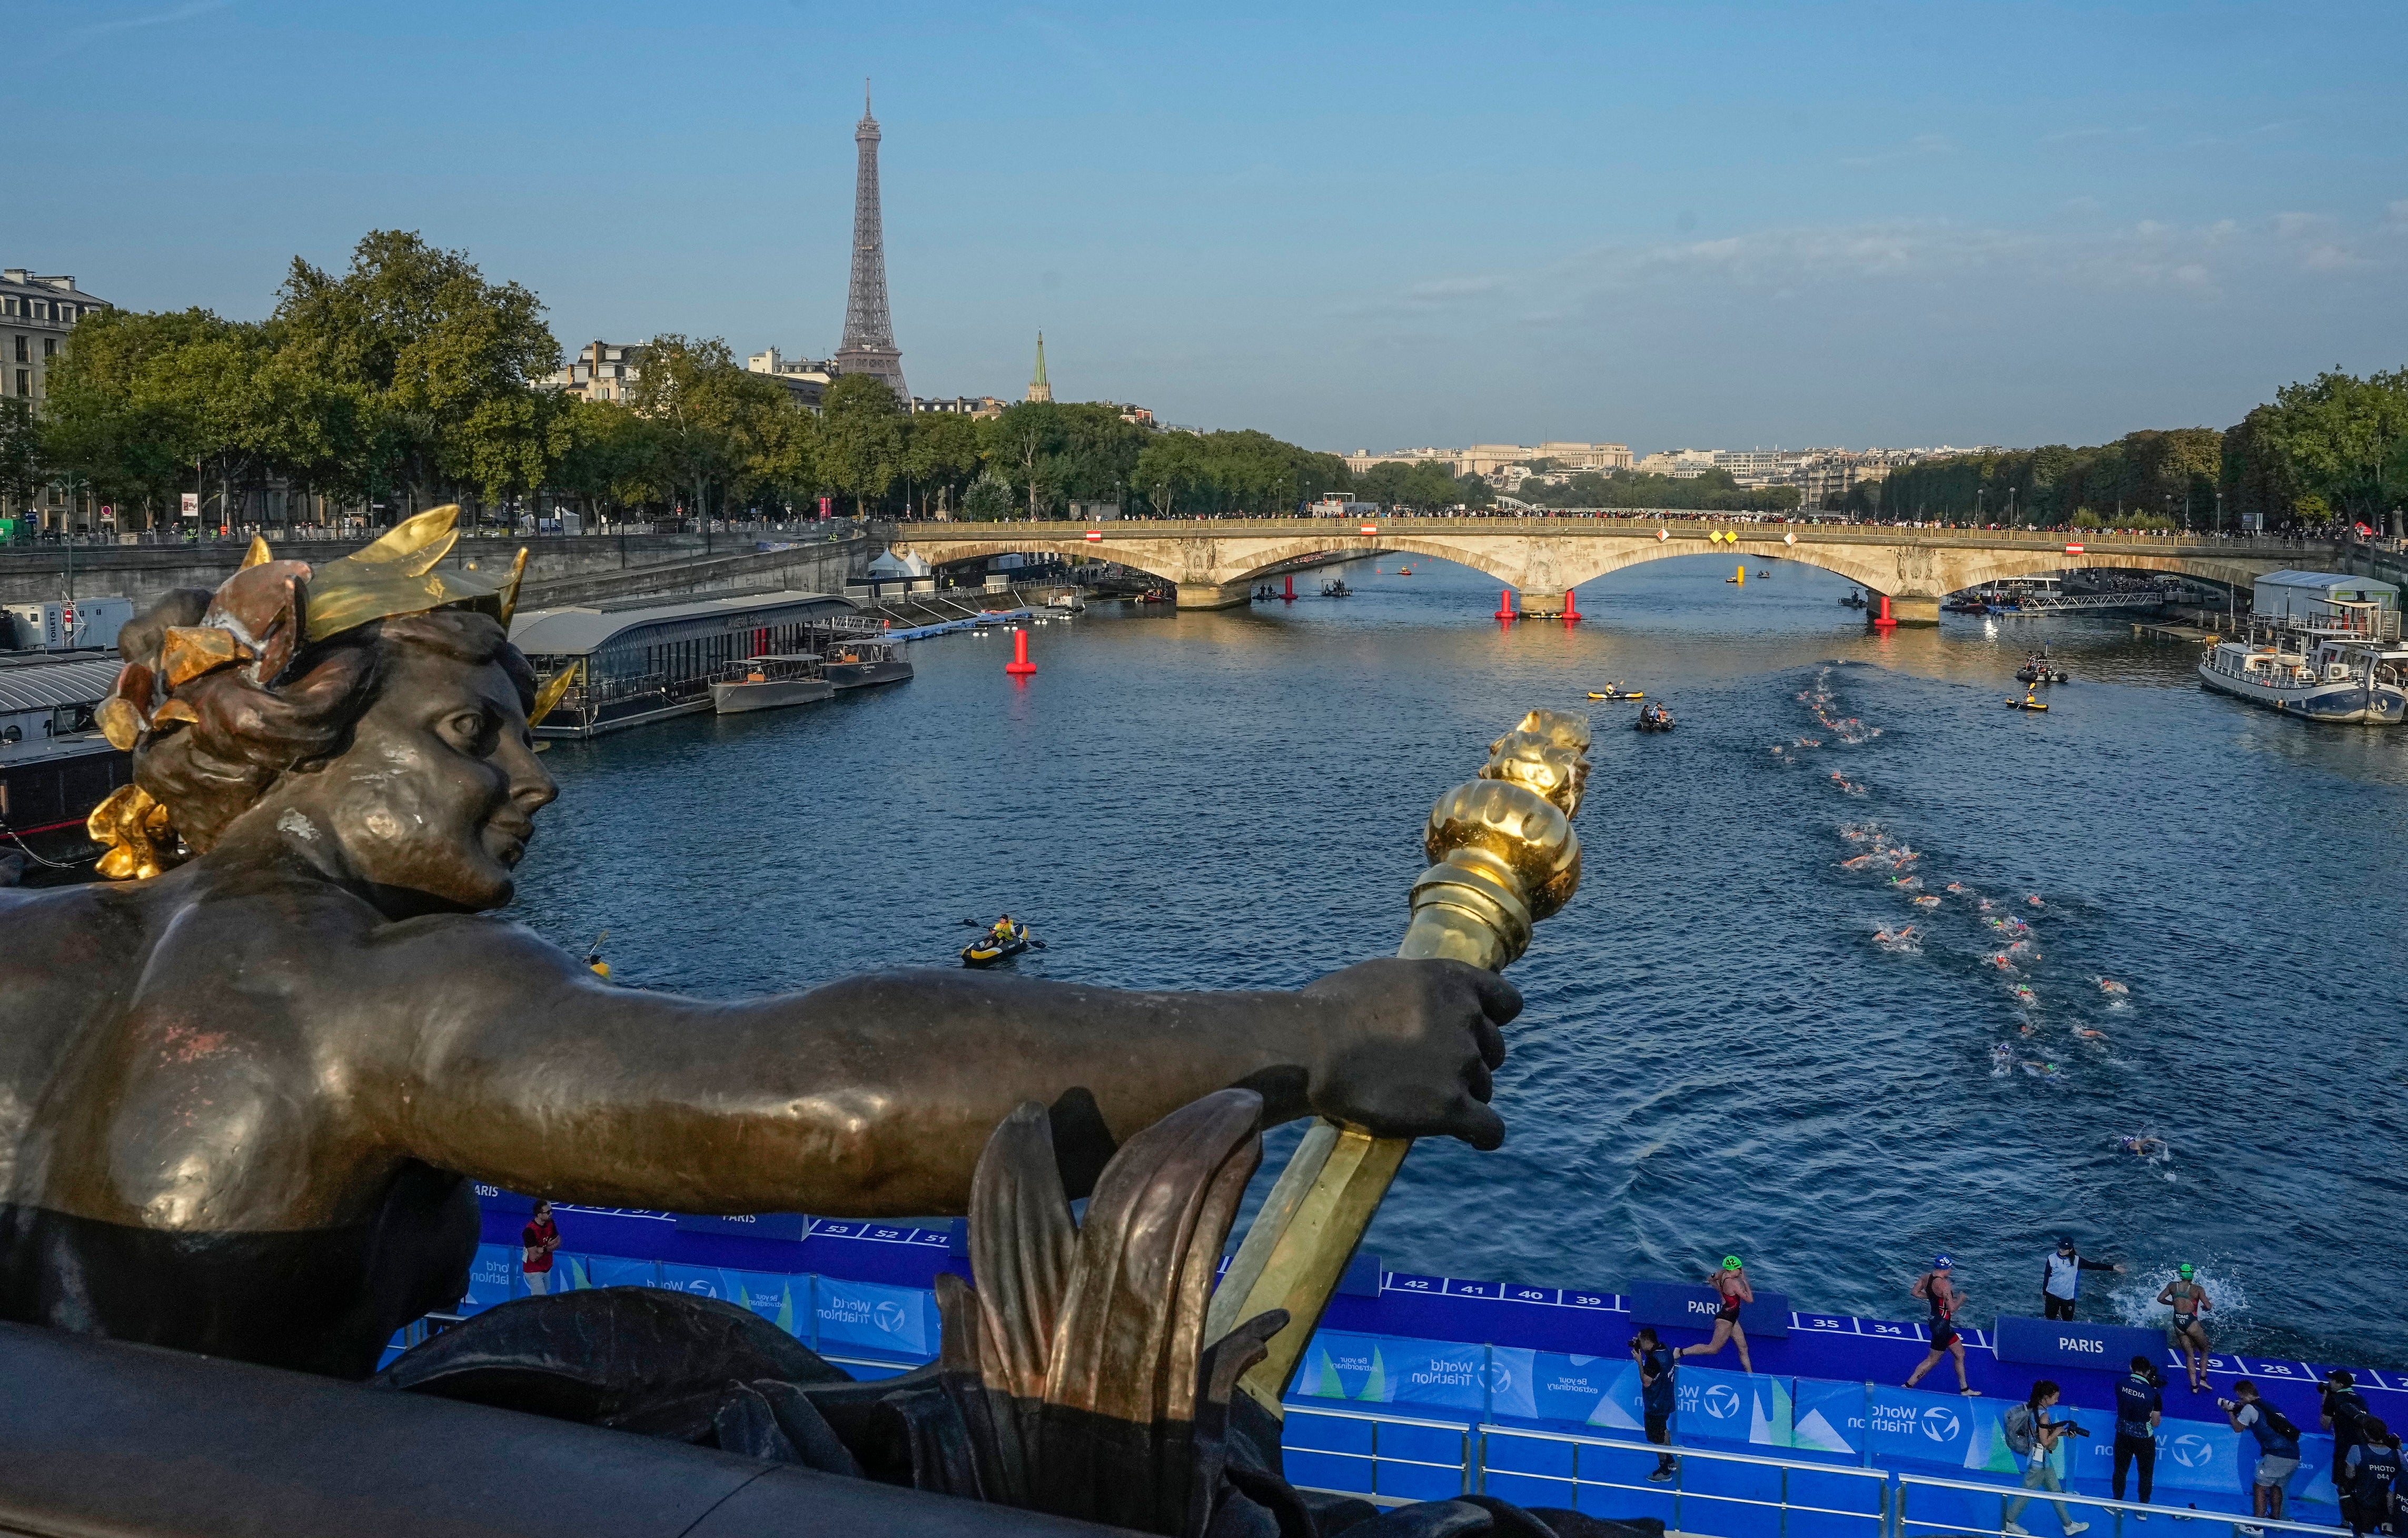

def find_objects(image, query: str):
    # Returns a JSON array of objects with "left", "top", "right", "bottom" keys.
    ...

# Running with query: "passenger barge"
[
  {"left": 0, "top": 654, "right": 131, "bottom": 877},
  {"left": 2196, "top": 570, "right": 2406, "bottom": 725},
  {"left": 511, "top": 592, "right": 886, "bottom": 738}
]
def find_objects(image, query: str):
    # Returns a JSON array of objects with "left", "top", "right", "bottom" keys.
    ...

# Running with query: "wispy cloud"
[
  {"left": 1839, "top": 134, "right": 1955, "bottom": 168},
  {"left": 2040, "top": 126, "right": 2146, "bottom": 146},
  {"left": 46, "top": 0, "right": 227, "bottom": 57},
  {"left": 1359, "top": 204, "right": 2407, "bottom": 324}
]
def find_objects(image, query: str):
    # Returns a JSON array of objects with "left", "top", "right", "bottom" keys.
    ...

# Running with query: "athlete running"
[
  {"left": 1674, "top": 1255, "right": 1755, "bottom": 1374},
  {"left": 1905, "top": 1255, "right": 1978, "bottom": 1395},
  {"left": 2160, "top": 1264, "right": 2213, "bottom": 1392}
]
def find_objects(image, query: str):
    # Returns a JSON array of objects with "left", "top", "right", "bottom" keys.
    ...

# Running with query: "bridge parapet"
[{"left": 887, "top": 518, "right": 2320, "bottom": 621}]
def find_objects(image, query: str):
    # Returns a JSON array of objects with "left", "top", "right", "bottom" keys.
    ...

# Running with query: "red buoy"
[
  {"left": 1005, "top": 628, "right": 1037, "bottom": 674},
  {"left": 1561, "top": 587, "right": 1581, "bottom": 623},
  {"left": 1873, "top": 594, "right": 1896, "bottom": 630},
  {"left": 1495, "top": 588, "right": 1518, "bottom": 621},
  {"left": 1283, "top": 573, "right": 1296, "bottom": 602}
]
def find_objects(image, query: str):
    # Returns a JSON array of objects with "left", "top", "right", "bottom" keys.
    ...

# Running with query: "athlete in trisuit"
[
  {"left": 1905, "top": 1255, "right": 1979, "bottom": 1395},
  {"left": 1674, "top": 1255, "right": 1755, "bottom": 1374},
  {"left": 2160, "top": 1263, "right": 2213, "bottom": 1392}
]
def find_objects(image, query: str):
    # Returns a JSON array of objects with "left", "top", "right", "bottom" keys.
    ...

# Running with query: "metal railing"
[
  {"left": 1896, "top": 1469, "right": 2349, "bottom": 1537},
  {"left": 1282, "top": 1404, "right": 2355, "bottom": 1538},
  {"left": 1482, "top": 1424, "right": 1890, "bottom": 1537}
]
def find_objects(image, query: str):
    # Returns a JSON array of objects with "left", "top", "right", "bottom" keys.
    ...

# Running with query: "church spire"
[{"left": 1026, "top": 331, "right": 1052, "bottom": 403}]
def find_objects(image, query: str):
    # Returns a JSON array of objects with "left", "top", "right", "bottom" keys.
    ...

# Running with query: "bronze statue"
[{"left": 0, "top": 509, "right": 1518, "bottom": 1381}]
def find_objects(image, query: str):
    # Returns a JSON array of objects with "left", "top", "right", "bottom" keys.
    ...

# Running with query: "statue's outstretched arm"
[{"left": 369, "top": 920, "right": 1514, "bottom": 1217}]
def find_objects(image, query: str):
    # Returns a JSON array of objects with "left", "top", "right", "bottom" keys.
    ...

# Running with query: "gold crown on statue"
[{"left": 85, "top": 507, "right": 530, "bottom": 879}]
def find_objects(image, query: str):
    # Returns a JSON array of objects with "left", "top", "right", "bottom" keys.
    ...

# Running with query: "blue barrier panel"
[
  {"left": 1374, "top": 1420, "right": 1466, "bottom": 1499},
  {"left": 1513, "top": 1353, "right": 1644, "bottom": 1430},
  {"left": 472, "top": 1183, "right": 536, "bottom": 1215},
  {"left": 656, "top": 1265, "right": 808, "bottom": 1334},
  {"left": 1294, "top": 1330, "right": 1489, "bottom": 1413},
  {"left": 1575, "top": 1465, "right": 1676, "bottom": 1531},
  {"left": 462, "top": 1242, "right": 522, "bottom": 1312},
  {"left": 1864, "top": 1385, "right": 2014, "bottom": 1471},
  {"left": 1483, "top": 1469, "right": 1575, "bottom": 1510},
  {"left": 1681, "top": 1457, "right": 1785, "bottom": 1538},
  {"left": 1788, "top": 1467, "right": 1887, "bottom": 1538},
  {"left": 1791, "top": 1376, "right": 1864, "bottom": 1455},
  {"left": 1677, "top": 1366, "right": 1793, "bottom": 1448},
  {"left": 1994, "top": 1312, "right": 2165, "bottom": 1373},
  {"left": 565, "top": 1253, "right": 659, "bottom": 1290},
  {"left": 2063, "top": 1416, "right": 2245, "bottom": 1494},
  {"left": 672, "top": 1212, "right": 812, "bottom": 1243},
  {"left": 1285, "top": 1450, "right": 1373, "bottom": 1496},
  {"left": 1624, "top": 1279, "right": 1789, "bottom": 1338},
  {"left": 1484, "top": 1432, "right": 1575, "bottom": 1480},
  {"left": 1372, "top": 1452, "right": 1462, "bottom": 1504},
  {"left": 815, "top": 1275, "right": 936, "bottom": 1358},
  {"left": 1897, "top": 1480, "right": 2000, "bottom": 1535}
]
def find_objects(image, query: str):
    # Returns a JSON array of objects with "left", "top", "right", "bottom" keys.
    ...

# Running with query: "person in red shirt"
[{"left": 520, "top": 1201, "right": 560, "bottom": 1295}]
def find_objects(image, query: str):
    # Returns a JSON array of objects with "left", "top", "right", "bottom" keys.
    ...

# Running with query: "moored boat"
[
  {"left": 822, "top": 638, "right": 914, "bottom": 690},
  {"left": 708, "top": 654, "right": 835, "bottom": 715},
  {"left": 2197, "top": 633, "right": 2407, "bottom": 723}
]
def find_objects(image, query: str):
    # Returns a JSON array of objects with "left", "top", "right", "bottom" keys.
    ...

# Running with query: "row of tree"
[
  {"left": 1507, "top": 468, "right": 1803, "bottom": 513},
  {"left": 6, "top": 229, "right": 1508, "bottom": 533},
  {"left": 1872, "top": 371, "right": 2408, "bottom": 530}
]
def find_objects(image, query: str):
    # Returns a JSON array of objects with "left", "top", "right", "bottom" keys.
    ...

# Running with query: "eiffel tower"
[{"left": 832, "top": 81, "right": 907, "bottom": 399}]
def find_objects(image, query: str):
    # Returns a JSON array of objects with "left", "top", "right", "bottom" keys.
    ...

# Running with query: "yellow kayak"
[{"left": 1586, "top": 690, "right": 1644, "bottom": 700}]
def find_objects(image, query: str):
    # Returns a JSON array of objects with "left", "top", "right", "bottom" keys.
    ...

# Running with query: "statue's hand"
[{"left": 1299, "top": 958, "right": 1519, "bottom": 1149}]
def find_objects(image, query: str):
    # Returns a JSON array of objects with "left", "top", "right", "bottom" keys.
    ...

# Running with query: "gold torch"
[{"left": 1204, "top": 709, "right": 1592, "bottom": 1417}]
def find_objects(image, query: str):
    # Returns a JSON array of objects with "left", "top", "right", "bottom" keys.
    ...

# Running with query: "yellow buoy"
[{"left": 1736, "top": 562, "right": 1746, "bottom": 584}]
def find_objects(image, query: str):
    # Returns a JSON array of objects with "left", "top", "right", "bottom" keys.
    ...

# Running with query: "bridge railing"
[{"left": 889, "top": 516, "right": 2312, "bottom": 557}]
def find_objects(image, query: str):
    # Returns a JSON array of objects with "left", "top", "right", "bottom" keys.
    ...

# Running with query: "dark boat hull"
[{"left": 823, "top": 660, "right": 914, "bottom": 690}]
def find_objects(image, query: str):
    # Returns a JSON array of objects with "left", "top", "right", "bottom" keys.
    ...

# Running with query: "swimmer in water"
[
  {"left": 2074, "top": 1028, "right": 2107, "bottom": 1045},
  {"left": 1990, "top": 953, "right": 2016, "bottom": 970},
  {"left": 2021, "top": 1060, "right": 2063, "bottom": 1080},
  {"left": 1946, "top": 882, "right": 1967, "bottom": 894},
  {"left": 1912, "top": 895, "right": 1941, "bottom": 909},
  {"left": 2118, "top": 1135, "right": 2168, "bottom": 1157},
  {"left": 1990, "top": 1043, "right": 2015, "bottom": 1071},
  {"left": 2098, "top": 978, "right": 2129, "bottom": 995},
  {"left": 2026, "top": 894, "right": 2045, "bottom": 908}
]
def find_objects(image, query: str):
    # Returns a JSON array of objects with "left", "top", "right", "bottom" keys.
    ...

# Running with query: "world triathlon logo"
[
  {"left": 1920, "top": 1406, "right": 1962, "bottom": 1443},
  {"left": 1702, "top": 1384, "right": 1745, "bottom": 1421},
  {"left": 1479, "top": 1361, "right": 1515, "bottom": 1393},
  {"left": 874, "top": 1300, "right": 910, "bottom": 1335},
  {"left": 2166, "top": 1434, "right": 2213, "bottom": 1470}
]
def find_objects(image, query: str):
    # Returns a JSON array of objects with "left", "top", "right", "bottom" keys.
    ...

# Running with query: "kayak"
[
  {"left": 2007, "top": 698, "right": 2049, "bottom": 712},
  {"left": 961, "top": 931, "right": 1032, "bottom": 968},
  {"left": 1586, "top": 689, "right": 1644, "bottom": 700}
]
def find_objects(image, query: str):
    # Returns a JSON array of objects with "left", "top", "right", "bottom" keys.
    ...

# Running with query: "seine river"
[{"left": 512, "top": 554, "right": 2408, "bottom": 1367}]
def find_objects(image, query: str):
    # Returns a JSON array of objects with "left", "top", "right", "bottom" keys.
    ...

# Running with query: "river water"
[{"left": 511, "top": 554, "right": 2408, "bottom": 1367}]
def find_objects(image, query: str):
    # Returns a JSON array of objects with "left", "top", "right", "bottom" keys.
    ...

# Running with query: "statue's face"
[{"left": 269, "top": 642, "right": 557, "bottom": 911}]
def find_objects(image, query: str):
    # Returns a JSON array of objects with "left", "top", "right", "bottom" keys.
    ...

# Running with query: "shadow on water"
[{"left": 512, "top": 552, "right": 2408, "bottom": 1362}]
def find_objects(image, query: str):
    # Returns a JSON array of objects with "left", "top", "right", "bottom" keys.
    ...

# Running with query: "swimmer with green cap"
[
  {"left": 1676, "top": 1254, "right": 1755, "bottom": 1373},
  {"left": 2159, "top": 1263, "right": 2212, "bottom": 1393}
]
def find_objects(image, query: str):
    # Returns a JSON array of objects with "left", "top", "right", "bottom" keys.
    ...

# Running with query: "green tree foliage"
[
  {"left": 960, "top": 472, "right": 1015, "bottom": 521},
  {"left": 1879, "top": 430, "right": 2219, "bottom": 527},
  {"left": 627, "top": 335, "right": 816, "bottom": 520},
  {"left": 2245, "top": 369, "right": 2408, "bottom": 525},
  {"left": 1135, "top": 430, "right": 1351, "bottom": 516},
  {"left": 0, "top": 399, "right": 47, "bottom": 520},
  {"left": 981, "top": 402, "right": 1156, "bottom": 518},
  {"left": 903, "top": 411, "right": 983, "bottom": 517},
  {"left": 817, "top": 374, "right": 908, "bottom": 518},
  {"left": 1503, "top": 467, "right": 1800, "bottom": 513},
  {"left": 274, "top": 230, "right": 567, "bottom": 515}
]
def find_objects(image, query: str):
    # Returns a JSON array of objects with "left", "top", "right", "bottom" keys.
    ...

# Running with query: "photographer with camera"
[
  {"left": 1631, "top": 1327, "right": 1679, "bottom": 1483},
  {"left": 2113, "top": 1354, "right": 2165, "bottom": 1511},
  {"left": 2001, "top": 1380, "right": 2092, "bottom": 1535},
  {"left": 2340, "top": 1416, "right": 2401, "bottom": 1538},
  {"left": 2326, "top": 1371, "right": 2376, "bottom": 1503},
  {"left": 2218, "top": 1378, "right": 2302, "bottom": 1536}
]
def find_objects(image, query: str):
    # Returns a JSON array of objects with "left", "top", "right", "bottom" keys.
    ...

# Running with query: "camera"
[
  {"left": 2042, "top": 1418, "right": 2092, "bottom": 1438},
  {"left": 2217, "top": 1397, "right": 2237, "bottom": 1412}
]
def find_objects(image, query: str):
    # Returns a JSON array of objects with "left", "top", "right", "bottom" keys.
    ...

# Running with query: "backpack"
[
  {"left": 2003, "top": 1404, "right": 2038, "bottom": 1458},
  {"left": 2262, "top": 1404, "right": 2301, "bottom": 1441}
]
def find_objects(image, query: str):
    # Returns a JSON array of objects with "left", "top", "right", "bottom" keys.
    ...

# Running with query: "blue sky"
[{"left": 17, "top": 0, "right": 2407, "bottom": 453}]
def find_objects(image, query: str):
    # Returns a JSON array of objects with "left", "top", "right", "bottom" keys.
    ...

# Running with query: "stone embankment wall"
[{"left": 0, "top": 530, "right": 869, "bottom": 612}]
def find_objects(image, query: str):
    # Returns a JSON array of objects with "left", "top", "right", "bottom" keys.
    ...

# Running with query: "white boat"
[
  {"left": 708, "top": 654, "right": 834, "bottom": 715},
  {"left": 2196, "top": 632, "right": 2408, "bottom": 724}
]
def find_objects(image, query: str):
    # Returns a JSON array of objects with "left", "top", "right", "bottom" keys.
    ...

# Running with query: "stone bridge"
[{"left": 888, "top": 517, "right": 2310, "bottom": 623}]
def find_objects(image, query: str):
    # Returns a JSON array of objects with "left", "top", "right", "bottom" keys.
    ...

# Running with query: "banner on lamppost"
[{"left": 180, "top": 493, "right": 200, "bottom": 519}]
